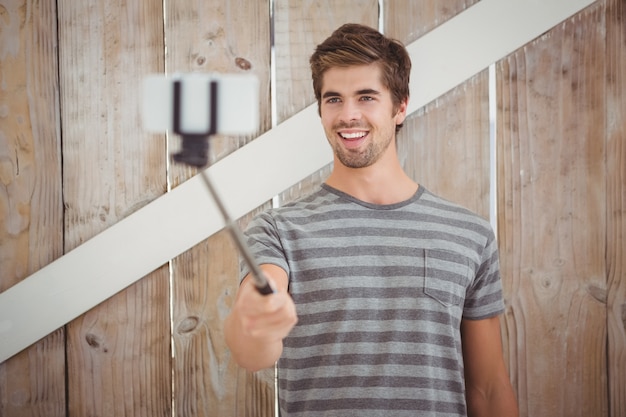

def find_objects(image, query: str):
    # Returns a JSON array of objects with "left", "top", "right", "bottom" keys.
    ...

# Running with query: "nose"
[{"left": 338, "top": 100, "right": 361, "bottom": 123}]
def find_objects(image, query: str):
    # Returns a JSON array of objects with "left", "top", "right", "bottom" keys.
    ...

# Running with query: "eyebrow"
[{"left": 322, "top": 88, "right": 381, "bottom": 99}]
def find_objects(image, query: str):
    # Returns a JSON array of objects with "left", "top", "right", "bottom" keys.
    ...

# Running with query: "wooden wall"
[
  {"left": 0, "top": 0, "right": 624, "bottom": 416},
  {"left": 498, "top": 5, "right": 608, "bottom": 416},
  {"left": 1, "top": 2, "right": 66, "bottom": 416}
]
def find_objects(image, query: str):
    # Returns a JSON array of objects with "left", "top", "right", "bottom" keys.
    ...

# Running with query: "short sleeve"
[
  {"left": 239, "top": 211, "right": 289, "bottom": 282},
  {"left": 463, "top": 228, "right": 505, "bottom": 320}
]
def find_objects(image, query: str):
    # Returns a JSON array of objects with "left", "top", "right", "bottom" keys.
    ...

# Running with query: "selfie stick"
[{"left": 169, "top": 79, "right": 275, "bottom": 296}]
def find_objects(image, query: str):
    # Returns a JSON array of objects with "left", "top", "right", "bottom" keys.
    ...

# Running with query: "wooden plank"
[
  {"left": 0, "top": 1, "right": 65, "bottom": 416},
  {"left": 0, "top": 0, "right": 597, "bottom": 364},
  {"left": 273, "top": 0, "right": 378, "bottom": 205},
  {"left": 384, "top": 0, "right": 478, "bottom": 44},
  {"left": 398, "top": 72, "right": 490, "bottom": 218},
  {"left": 496, "top": 3, "right": 608, "bottom": 416},
  {"left": 56, "top": 1, "right": 172, "bottom": 416},
  {"left": 606, "top": 0, "right": 626, "bottom": 415},
  {"left": 405, "top": 0, "right": 598, "bottom": 116},
  {"left": 385, "top": 0, "right": 489, "bottom": 218},
  {"left": 164, "top": 0, "right": 273, "bottom": 415}
]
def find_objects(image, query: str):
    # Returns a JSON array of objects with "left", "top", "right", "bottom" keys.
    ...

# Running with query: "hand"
[
  {"left": 225, "top": 265, "right": 297, "bottom": 370},
  {"left": 233, "top": 276, "right": 298, "bottom": 343}
]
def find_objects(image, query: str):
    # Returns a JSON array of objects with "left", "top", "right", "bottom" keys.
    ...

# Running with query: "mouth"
[{"left": 338, "top": 130, "right": 369, "bottom": 148}]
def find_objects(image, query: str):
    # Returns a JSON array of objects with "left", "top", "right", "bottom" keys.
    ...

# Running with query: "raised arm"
[
  {"left": 224, "top": 264, "right": 297, "bottom": 372},
  {"left": 461, "top": 316, "right": 519, "bottom": 417}
]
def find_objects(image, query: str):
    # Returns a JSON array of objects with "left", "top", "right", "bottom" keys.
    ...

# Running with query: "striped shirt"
[{"left": 241, "top": 184, "right": 505, "bottom": 417}]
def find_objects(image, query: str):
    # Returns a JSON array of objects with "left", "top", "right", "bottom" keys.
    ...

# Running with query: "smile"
[{"left": 339, "top": 131, "right": 368, "bottom": 140}]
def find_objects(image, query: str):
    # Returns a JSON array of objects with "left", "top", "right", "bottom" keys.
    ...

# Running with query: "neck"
[{"left": 326, "top": 156, "right": 418, "bottom": 205}]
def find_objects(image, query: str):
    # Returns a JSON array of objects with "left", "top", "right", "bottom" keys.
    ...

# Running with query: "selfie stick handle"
[{"left": 171, "top": 79, "right": 274, "bottom": 296}]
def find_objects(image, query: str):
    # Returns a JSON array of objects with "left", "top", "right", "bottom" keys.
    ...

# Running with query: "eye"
[
  {"left": 360, "top": 96, "right": 374, "bottom": 101},
  {"left": 326, "top": 97, "right": 341, "bottom": 104}
]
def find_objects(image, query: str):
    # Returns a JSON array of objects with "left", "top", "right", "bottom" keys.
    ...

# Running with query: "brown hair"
[{"left": 309, "top": 23, "right": 411, "bottom": 131}]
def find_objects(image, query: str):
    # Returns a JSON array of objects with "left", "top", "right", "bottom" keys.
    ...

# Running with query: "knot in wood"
[
  {"left": 177, "top": 316, "right": 200, "bottom": 334},
  {"left": 85, "top": 333, "right": 100, "bottom": 348},
  {"left": 85, "top": 332, "right": 107, "bottom": 352},
  {"left": 586, "top": 284, "right": 607, "bottom": 304},
  {"left": 235, "top": 57, "right": 252, "bottom": 70}
]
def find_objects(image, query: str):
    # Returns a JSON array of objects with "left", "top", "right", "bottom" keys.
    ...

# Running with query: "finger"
[
  {"left": 245, "top": 307, "right": 298, "bottom": 340},
  {"left": 239, "top": 279, "right": 288, "bottom": 313}
]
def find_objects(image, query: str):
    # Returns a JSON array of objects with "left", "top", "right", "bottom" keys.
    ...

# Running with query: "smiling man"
[{"left": 224, "top": 23, "right": 518, "bottom": 417}]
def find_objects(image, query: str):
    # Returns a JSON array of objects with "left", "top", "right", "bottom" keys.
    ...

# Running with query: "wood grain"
[
  {"left": 397, "top": 71, "right": 490, "bottom": 218},
  {"left": 0, "top": 0, "right": 65, "bottom": 415},
  {"left": 384, "top": 0, "right": 479, "bottom": 44},
  {"left": 606, "top": 0, "right": 626, "bottom": 414},
  {"left": 58, "top": 1, "right": 171, "bottom": 416},
  {"left": 165, "top": 1, "right": 273, "bottom": 415},
  {"left": 497, "top": 3, "right": 608, "bottom": 416}
]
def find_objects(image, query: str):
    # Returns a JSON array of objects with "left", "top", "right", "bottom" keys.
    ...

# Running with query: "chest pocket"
[{"left": 423, "top": 249, "right": 472, "bottom": 307}]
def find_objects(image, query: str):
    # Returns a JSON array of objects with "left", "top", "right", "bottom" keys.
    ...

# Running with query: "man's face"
[{"left": 319, "top": 64, "right": 407, "bottom": 169}]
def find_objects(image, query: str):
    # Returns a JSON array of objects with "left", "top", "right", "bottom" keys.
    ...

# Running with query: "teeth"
[{"left": 340, "top": 131, "right": 367, "bottom": 139}]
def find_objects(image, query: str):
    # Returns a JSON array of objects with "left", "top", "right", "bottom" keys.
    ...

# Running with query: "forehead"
[{"left": 321, "top": 64, "right": 386, "bottom": 94}]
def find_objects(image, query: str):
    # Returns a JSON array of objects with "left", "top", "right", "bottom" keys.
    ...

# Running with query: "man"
[{"left": 224, "top": 23, "right": 518, "bottom": 417}]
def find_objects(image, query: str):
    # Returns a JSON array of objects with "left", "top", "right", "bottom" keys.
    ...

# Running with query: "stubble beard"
[{"left": 331, "top": 128, "right": 394, "bottom": 169}]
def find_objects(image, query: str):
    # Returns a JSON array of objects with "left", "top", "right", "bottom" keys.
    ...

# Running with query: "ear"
[{"left": 394, "top": 98, "right": 408, "bottom": 124}]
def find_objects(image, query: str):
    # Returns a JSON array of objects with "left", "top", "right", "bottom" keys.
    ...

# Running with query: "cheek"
[
  {"left": 320, "top": 115, "right": 335, "bottom": 139},
  {"left": 320, "top": 111, "right": 335, "bottom": 129}
]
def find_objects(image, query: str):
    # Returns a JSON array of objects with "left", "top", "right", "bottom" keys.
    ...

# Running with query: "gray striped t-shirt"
[{"left": 241, "top": 184, "right": 505, "bottom": 417}]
